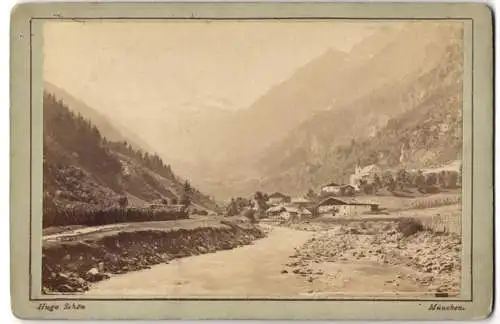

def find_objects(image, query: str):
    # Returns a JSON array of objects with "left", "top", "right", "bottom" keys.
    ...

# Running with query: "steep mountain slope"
[
  {"left": 253, "top": 26, "right": 464, "bottom": 195},
  {"left": 189, "top": 22, "right": 459, "bottom": 163},
  {"left": 161, "top": 22, "right": 465, "bottom": 199},
  {"left": 44, "top": 82, "right": 157, "bottom": 153},
  {"left": 43, "top": 91, "right": 219, "bottom": 213}
]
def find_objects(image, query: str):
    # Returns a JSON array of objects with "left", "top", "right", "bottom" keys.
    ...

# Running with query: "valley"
[{"left": 42, "top": 20, "right": 465, "bottom": 299}]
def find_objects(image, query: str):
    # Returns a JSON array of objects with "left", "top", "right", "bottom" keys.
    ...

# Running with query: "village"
[{"left": 225, "top": 160, "right": 462, "bottom": 226}]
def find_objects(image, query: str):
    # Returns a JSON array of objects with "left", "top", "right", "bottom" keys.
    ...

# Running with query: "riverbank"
[
  {"left": 286, "top": 219, "right": 461, "bottom": 297},
  {"left": 42, "top": 216, "right": 266, "bottom": 293}
]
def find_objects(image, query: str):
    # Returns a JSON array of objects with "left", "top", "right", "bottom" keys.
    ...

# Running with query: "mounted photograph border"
[{"left": 10, "top": 2, "right": 493, "bottom": 320}]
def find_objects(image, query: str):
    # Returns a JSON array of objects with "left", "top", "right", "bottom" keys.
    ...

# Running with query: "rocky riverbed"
[{"left": 285, "top": 220, "right": 461, "bottom": 297}]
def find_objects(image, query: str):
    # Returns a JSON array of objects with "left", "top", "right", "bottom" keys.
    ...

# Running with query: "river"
[{"left": 86, "top": 226, "right": 436, "bottom": 298}]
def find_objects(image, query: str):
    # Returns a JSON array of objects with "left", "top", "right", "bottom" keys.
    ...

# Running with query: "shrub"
[
  {"left": 43, "top": 206, "right": 188, "bottom": 228},
  {"left": 397, "top": 218, "right": 424, "bottom": 237}
]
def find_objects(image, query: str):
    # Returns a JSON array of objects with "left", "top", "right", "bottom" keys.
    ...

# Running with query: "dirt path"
[
  {"left": 43, "top": 216, "right": 230, "bottom": 243},
  {"left": 86, "top": 225, "right": 445, "bottom": 298}
]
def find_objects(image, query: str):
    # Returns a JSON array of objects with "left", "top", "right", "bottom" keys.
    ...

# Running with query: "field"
[
  {"left": 359, "top": 191, "right": 462, "bottom": 235},
  {"left": 359, "top": 190, "right": 461, "bottom": 212}
]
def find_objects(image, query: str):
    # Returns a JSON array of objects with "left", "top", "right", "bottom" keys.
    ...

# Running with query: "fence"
[
  {"left": 416, "top": 213, "right": 462, "bottom": 235},
  {"left": 407, "top": 195, "right": 461, "bottom": 210}
]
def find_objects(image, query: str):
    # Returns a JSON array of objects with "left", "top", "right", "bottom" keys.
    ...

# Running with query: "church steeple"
[{"left": 355, "top": 159, "right": 361, "bottom": 175}]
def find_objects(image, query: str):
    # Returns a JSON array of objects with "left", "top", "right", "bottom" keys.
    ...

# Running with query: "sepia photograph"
[
  {"left": 9, "top": 1, "right": 493, "bottom": 320},
  {"left": 41, "top": 19, "right": 465, "bottom": 299}
]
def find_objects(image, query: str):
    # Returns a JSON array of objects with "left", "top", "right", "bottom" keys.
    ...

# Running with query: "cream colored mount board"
[{"left": 10, "top": 1, "right": 493, "bottom": 320}]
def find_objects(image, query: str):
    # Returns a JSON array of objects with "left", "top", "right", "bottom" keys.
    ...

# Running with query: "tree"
[
  {"left": 373, "top": 173, "right": 382, "bottom": 189},
  {"left": 242, "top": 207, "right": 257, "bottom": 223},
  {"left": 183, "top": 180, "right": 191, "bottom": 193},
  {"left": 438, "top": 171, "right": 447, "bottom": 188},
  {"left": 253, "top": 191, "right": 268, "bottom": 218},
  {"left": 254, "top": 191, "right": 264, "bottom": 201},
  {"left": 118, "top": 196, "right": 128, "bottom": 208},
  {"left": 180, "top": 180, "right": 192, "bottom": 208},
  {"left": 226, "top": 198, "right": 239, "bottom": 217},
  {"left": 396, "top": 169, "right": 408, "bottom": 190},
  {"left": 426, "top": 173, "right": 437, "bottom": 186},
  {"left": 180, "top": 193, "right": 191, "bottom": 208},
  {"left": 415, "top": 170, "right": 426, "bottom": 189},
  {"left": 305, "top": 189, "right": 317, "bottom": 200},
  {"left": 382, "top": 171, "right": 396, "bottom": 192}
]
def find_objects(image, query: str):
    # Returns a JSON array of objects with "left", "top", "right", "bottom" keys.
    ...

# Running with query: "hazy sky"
[{"left": 44, "top": 20, "right": 387, "bottom": 128}]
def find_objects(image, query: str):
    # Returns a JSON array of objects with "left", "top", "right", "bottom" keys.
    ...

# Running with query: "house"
[
  {"left": 341, "top": 184, "right": 356, "bottom": 196},
  {"left": 349, "top": 164, "right": 382, "bottom": 189},
  {"left": 320, "top": 183, "right": 356, "bottom": 197},
  {"left": 315, "top": 197, "right": 379, "bottom": 217},
  {"left": 297, "top": 207, "right": 313, "bottom": 220},
  {"left": 290, "top": 197, "right": 311, "bottom": 207},
  {"left": 266, "top": 205, "right": 284, "bottom": 217},
  {"left": 268, "top": 192, "right": 291, "bottom": 205},
  {"left": 265, "top": 204, "right": 312, "bottom": 222},
  {"left": 278, "top": 206, "right": 311, "bottom": 222},
  {"left": 320, "top": 182, "right": 343, "bottom": 195}
]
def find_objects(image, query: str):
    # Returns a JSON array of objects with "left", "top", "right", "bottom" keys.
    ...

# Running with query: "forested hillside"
[{"left": 43, "top": 92, "right": 219, "bottom": 216}]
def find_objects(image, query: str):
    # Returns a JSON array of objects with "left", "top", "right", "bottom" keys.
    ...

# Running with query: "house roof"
[
  {"left": 316, "top": 197, "right": 379, "bottom": 207},
  {"left": 301, "top": 208, "right": 312, "bottom": 215},
  {"left": 422, "top": 160, "right": 461, "bottom": 175},
  {"left": 358, "top": 164, "right": 380, "bottom": 175},
  {"left": 272, "top": 205, "right": 313, "bottom": 214},
  {"left": 282, "top": 206, "right": 300, "bottom": 213},
  {"left": 291, "top": 197, "right": 311, "bottom": 204},
  {"left": 266, "top": 205, "right": 285, "bottom": 213},
  {"left": 322, "top": 182, "right": 341, "bottom": 187},
  {"left": 268, "top": 192, "right": 288, "bottom": 198}
]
